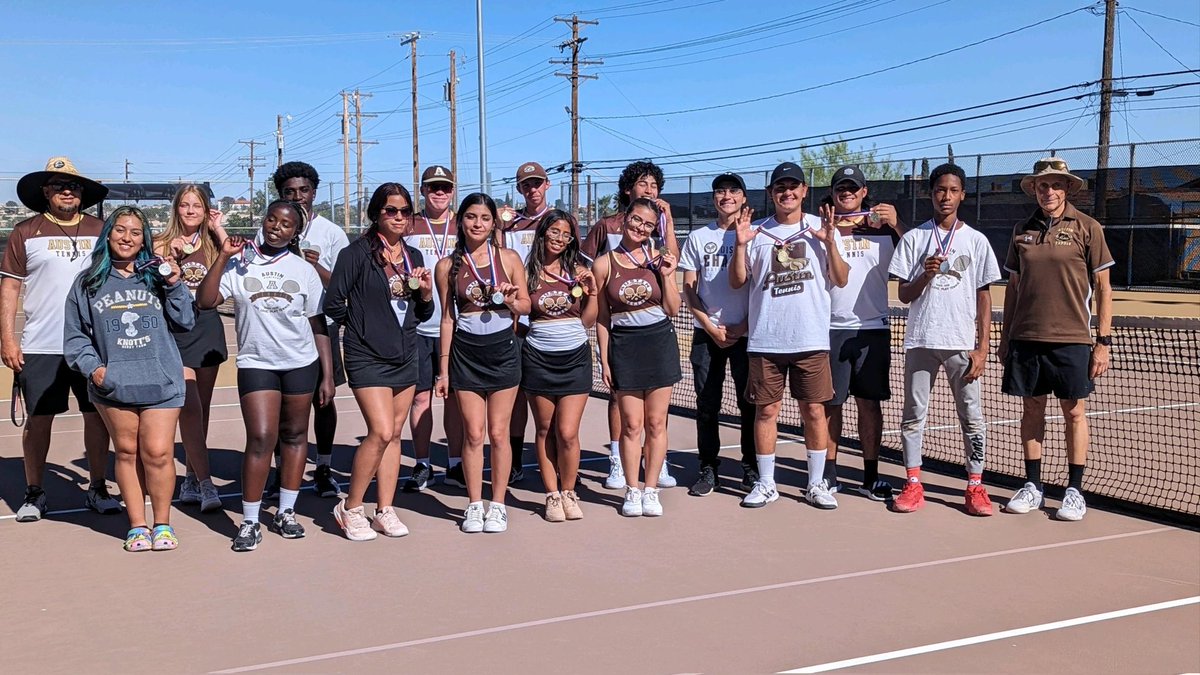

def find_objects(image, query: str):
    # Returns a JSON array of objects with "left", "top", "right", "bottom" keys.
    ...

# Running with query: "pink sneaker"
[
  {"left": 333, "top": 499, "right": 378, "bottom": 541},
  {"left": 371, "top": 506, "right": 410, "bottom": 537}
]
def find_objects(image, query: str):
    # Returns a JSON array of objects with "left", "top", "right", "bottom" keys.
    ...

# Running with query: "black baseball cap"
[
  {"left": 830, "top": 165, "right": 866, "bottom": 190},
  {"left": 711, "top": 172, "right": 746, "bottom": 192},
  {"left": 769, "top": 162, "right": 807, "bottom": 187}
]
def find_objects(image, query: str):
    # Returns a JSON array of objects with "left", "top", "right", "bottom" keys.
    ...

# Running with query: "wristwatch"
[{"left": 1095, "top": 335, "right": 1112, "bottom": 347}]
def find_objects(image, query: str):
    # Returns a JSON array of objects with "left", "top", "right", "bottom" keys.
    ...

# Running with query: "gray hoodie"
[{"left": 64, "top": 269, "right": 195, "bottom": 408}]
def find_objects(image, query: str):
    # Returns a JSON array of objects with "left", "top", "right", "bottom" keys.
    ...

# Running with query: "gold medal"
[
  {"left": 182, "top": 244, "right": 195, "bottom": 256},
  {"left": 407, "top": 276, "right": 421, "bottom": 290},
  {"left": 570, "top": 284, "right": 583, "bottom": 299},
  {"left": 775, "top": 246, "right": 789, "bottom": 263}
]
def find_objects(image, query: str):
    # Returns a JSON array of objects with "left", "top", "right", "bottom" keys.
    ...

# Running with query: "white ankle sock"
[
  {"left": 757, "top": 454, "right": 776, "bottom": 485},
  {"left": 242, "top": 500, "right": 261, "bottom": 523},
  {"left": 278, "top": 488, "right": 299, "bottom": 513},
  {"left": 807, "top": 450, "right": 827, "bottom": 489}
]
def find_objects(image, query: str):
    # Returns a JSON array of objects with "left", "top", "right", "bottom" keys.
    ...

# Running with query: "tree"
[
  {"left": 4, "top": 200, "right": 16, "bottom": 208},
  {"left": 795, "top": 138, "right": 905, "bottom": 187},
  {"left": 597, "top": 194, "right": 616, "bottom": 217}
]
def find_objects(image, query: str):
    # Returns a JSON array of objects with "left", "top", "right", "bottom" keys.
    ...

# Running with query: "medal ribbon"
[
  {"left": 514, "top": 205, "right": 549, "bottom": 224},
  {"left": 244, "top": 240, "right": 289, "bottom": 266},
  {"left": 931, "top": 220, "right": 960, "bottom": 258},
  {"left": 756, "top": 218, "right": 811, "bottom": 248},
  {"left": 617, "top": 244, "right": 656, "bottom": 270},
  {"left": 423, "top": 212, "right": 451, "bottom": 259},
  {"left": 544, "top": 265, "right": 577, "bottom": 287},
  {"left": 465, "top": 244, "right": 497, "bottom": 291},
  {"left": 379, "top": 235, "right": 413, "bottom": 279},
  {"left": 184, "top": 230, "right": 201, "bottom": 252},
  {"left": 135, "top": 256, "right": 168, "bottom": 274}
]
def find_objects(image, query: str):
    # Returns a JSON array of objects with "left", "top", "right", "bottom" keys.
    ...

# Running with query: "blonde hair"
[{"left": 160, "top": 184, "right": 219, "bottom": 265}]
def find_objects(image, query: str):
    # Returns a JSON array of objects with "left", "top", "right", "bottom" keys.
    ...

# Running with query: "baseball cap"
[
  {"left": 421, "top": 165, "right": 455, "bottom": 186},
  {"left": 711, "top": 172, "right": 746, "bottom": 192},
  {"left": 830, "top": 165, "right": 866, "bottom": 190},
  {"left": 515, "top": 161, "right": 548, "bottom": 184},
  {"left": 769, "top": 162, "right": 808, "bottom": 187}
]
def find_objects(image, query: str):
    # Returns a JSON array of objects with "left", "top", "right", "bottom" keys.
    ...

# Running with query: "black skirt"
[
  {"left": 172, "top": 306, "right": 228, "bottom": 369},
  {"left": 345, "top": 353, "right": 419, "bottom": 390},
  {"left": 449, "top": 329, "right": 521, "bottom": 394},
  {"left": 522, "top": 340, "right": 592, "bottom": 396},
  {"left": 608, "top": 318, "right": 682, "bottom": 391}
]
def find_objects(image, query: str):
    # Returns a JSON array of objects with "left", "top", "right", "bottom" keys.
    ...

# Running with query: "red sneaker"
[
  {"left": 893, "top": 481, "right": 925, "bottom": 513},
  {"left": 965, "top": 484, "right": 994, "bottom": 516}
]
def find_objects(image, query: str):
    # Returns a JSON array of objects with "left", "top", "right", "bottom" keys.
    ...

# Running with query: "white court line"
[
  {"left": 781, "top": 596, "right": 1200, "bottom": 673},
  {"left": 0, "top": 440, "right": 800, "bottom": 522},
  {"left": 209, "top": 528, "right": 1173, "bottom": 674}
]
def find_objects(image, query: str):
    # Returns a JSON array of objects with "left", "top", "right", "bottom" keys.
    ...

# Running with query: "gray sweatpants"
[{"left": 900, "top": 348, "right": 986, "bottom": 475}]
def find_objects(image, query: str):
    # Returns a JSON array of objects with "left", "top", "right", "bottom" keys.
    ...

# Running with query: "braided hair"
[
  {"left": 526, "top": 209, "right": 581, "bottom": 294},
  {"left": 448, "top": 192, "right": 503, "bottom": 309}
]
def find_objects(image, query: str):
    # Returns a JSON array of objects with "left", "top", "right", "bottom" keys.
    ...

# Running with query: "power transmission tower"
[
  {"left": 551, "top": 15, "right": 601, "bottom": 217},
  {"left": 1094, "top": 0, "right": 1117, "bottom": 221},
  {"left": 446, "top": 50, "right": 459, "bottom": 183},
  {"left": 354, "top": 89, "right": 378, "bottom": 227},
  {"left": 238, "top": 139, "right": 265, "bottom": 220},
  {"left": 398, "top": 32, "right": 421, "bottom": 193}
]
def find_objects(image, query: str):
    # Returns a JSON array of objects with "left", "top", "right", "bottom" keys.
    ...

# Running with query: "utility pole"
[
  {"left": 398, "top": 32, "right": 421, "bottom": 192},
  {"left": 354, "top": 89, "right": 378, "bottom": 227},
  {"left": 551, "top": 15, "right": 601, "bottom": 217},
  {"left": 476, "top": 0, "right": 488, "bottom": 192},
  {"left": 1094, "top": 0, "right": 1117, "bottom": 221},
  {"left": 238, "top": 139, "right": 265, "bottom": 220},
  {"left": 340, "top": 91, "right": 351, "bottom": 230},
  {"left": 276, "top": 114, "right": 285, "bottom": 168},
  {"left": 446, "top": 50, "right": 459, "bottom": 183},
  {"left": 124, "top": 159, "right": 131, "bottom": 183}
]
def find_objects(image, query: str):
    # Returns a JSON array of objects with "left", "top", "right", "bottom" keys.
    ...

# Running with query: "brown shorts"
[{"left": 746, "top": 351, "right": 834, "bottom": 405}]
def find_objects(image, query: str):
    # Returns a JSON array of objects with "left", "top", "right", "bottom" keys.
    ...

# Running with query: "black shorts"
[
  {"left": 828, "top": 328, "right": 892, "bottom": 405},
  {"left": 315, "top": 325, "right": 347, "bottom": 390},
  {"left": 172, "top": 306, "right": 228, "bottom": 369},
  {"left": 522, "top": 340, "right": 592, "bottom": 396},
  {"left": 449, "top": 329, "right": 521, "bottom": 394},
  {"left": 416, "top": 335, "right": 441, "bottom": 392},
  {"left": 238, "top": 360, "right": 321, "bottom": 397},
  {"left": 608, "top": 318, "right": 682, "bottom": 392},
  {"left": 17, "top": 353, "right": 95, "bottom": 415},
  {"left": 1002, "top": 340, "right": 1093, "bottom": 400},
  {"left": 345, "top": 354, "right": 418, "bottom": 390}
]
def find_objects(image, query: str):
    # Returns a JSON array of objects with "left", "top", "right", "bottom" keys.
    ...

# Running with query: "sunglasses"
[
  {"left": 1034, "top": 158, "right": 1069, "bottom": 173},
  {"left": 46, "top": 180, "right": 82, "bottom": 193},
  {"left": 381, "top": 205, "right": 414, "bottom": 218},
  {"left": 425, "top": 183, "right": 453, "bottom": 194}
]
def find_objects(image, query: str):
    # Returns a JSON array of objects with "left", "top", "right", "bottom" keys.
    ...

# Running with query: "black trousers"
[{"left": 690, "top": 329, "right": 756, "bottom": 472}]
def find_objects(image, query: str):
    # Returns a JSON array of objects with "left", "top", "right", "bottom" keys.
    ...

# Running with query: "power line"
[
  {"left": 1122, "top": 11, "right": 1200, "bottom": 79},
  {"left": 1123, "top": 5, "right": 1200, "bottom": 28}
]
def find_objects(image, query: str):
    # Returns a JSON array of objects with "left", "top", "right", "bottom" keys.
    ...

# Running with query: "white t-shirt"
[
  {"left": 257, "top": 214, "right": 347, "bottom": 326},
  {"left": 830, "top": 224, "right": 898, "bottom": 330},
  {"left": 744, "top": 215, "right": 835, "bottom": 354},
  {"left": 888, "top": 220, "right": 1001, "bottom": 351},
  {"left": 679, "top": 222, "right": 749, "bottom": 329},
  {"left": 219, "top": 252, "right": 325, "bottom": 370},
  {"left": 404, "top": 214, "right": 455, "bottom": 338},
  {"left": 504, "top": 222, "right": 539, "bottom": 327}
]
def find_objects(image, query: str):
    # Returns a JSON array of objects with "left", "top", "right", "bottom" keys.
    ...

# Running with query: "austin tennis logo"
[
  {"left": 464, "top": 280, "right": 490, "bottom": 308},
  {"left": 617, "top": 278, "right": 653, "bottom": 306},
  {"left": 244, "top": 271, "right": 301, "bottom": 313},
  {"left": 765, "top": 241, "right": 814, "bottom": 297},
  {"left": 539, "top": 290, "right": 571, "bottom": 316},
  {"left": 931, "top": 254, "right": 970, "bottom": 290},
  {"left": 180, "top": 261, "right": 207, "bottom": 288}
]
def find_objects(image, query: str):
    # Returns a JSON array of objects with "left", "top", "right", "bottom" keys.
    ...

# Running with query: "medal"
[
  {"left": 546, "top": 266, "right": 584, "bottom": 301},
  {"left": 379, "top": 234, "right": 417, "bottom": 297},
  {"left": 757, "top": 218, "right": 811, "bottom": 261},
  {"left": 930, "top": 219, "right": 960, "bottom": 273},
  {"left": 939, "top": 259, "right": 951, "bottom": 274},
  {"left": 407, "top": 276, "right": 421, "bottom": 290},
  {"left": 570, "top": 284, "right": 583, "bottom": 299},
  {"left": 500, "top": 210, "right": 513, "bottom": 223},
  {"left": 834, "top": 210, "right": 881, "bottom": 225},
  {"left": 136, "top": 256, "right": 173, "bottom": 277},
  {"left": 242, "top": 248, "right": 255, "bottom": 265},
  {"left": 466, "top": 244, "right": 501, "bottom": 307},
  {"left": 242, "top": 240, "right": 288, "bottom": 267},
  {"left": 300, "top": 239, "right": 312, "bottom": 251},
  {"left": 182, "top": 230, "right": 201, "bottom": 256},
  {"left": 491, "top": 290, "right": 506, "bottom": 306},
  {"left": 775, "top": 246, "right": 789, "bottom": 263}
]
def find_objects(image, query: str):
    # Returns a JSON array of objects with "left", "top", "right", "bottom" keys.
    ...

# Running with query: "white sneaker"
[
  {"left": 1005, "top": 482, "right": 1044, "bottom": 514},
  {"left": 483, "top": 504, "right": 508, "bottom": 533},
  {"left": 656, "top": 459, "right": 677, "bottom": 488},
  {"left": 604, "top": 456, "right": 625, "bottom": 489},
  {"left": 641, "top": 487, "right": 663, "bottom": 517},
  {"left": 740, "top": 480, "right": 779, "bottom": 509},
  {"left": 1055, "top": 487, "right": 1087, "bottom": 521},
  {"left": 461, "top": 502, "right": 485, "bottom": 533},
  {"left": 805, "top": 479, "right": 839, "bottom": 510},
  {"left": 179, "top": 475, "right": 201, "bottom": 504},
  {"left": 199, "top": 479, "right": 222, "bottom": 513},
  {"left": 621, "top": 486, "right": 643, "bottom": 517}
]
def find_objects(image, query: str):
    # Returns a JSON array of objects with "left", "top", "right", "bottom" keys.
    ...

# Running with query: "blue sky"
[{"left": 0, "top": 0, "right": 1197, "bottom": 204}]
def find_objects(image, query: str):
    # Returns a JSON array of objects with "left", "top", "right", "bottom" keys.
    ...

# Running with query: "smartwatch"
[{"left": 1095, "top": 335, "right": 1112, "bottom": 347}]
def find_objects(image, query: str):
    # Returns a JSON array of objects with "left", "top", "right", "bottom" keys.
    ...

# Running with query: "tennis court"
[{"left": 0, "top": 290, "right": 1197, "bottom": 674}]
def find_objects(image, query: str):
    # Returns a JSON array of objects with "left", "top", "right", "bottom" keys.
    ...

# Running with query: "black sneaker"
[
  {"left": 15, "top": 486, "right": 48, "bottom": 522},
  {"left": 856, "top": 479, "right": 895, "bottom": 502},
  {"left": 689, "top": 466, "right": 717, "bottom": 497},
  {"left": 510, "top": 462, "right": 525, "bottom": 484},
  {"left": 271, "top": 508, "right": 306, "bottom": 538},
  {"left": 741, "top": 464, "right": 759, "bottom": 491},
  {"left": 263, "top": 471, "right": 281, "bottom": 501},
  {"left": 314, "top": 465, "right": 340, "bottom": 498},
  {"left": 444, "top": 463, "right": 467, "bottom": 489},
  {"left": 231, "top": 521, "right": 262, "bottom": 552},
  {"left": 403, "top": 462, "right": 433, "bottom": 493}
]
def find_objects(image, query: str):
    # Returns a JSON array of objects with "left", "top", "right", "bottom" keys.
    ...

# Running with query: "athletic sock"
[
  {"left": 863, "top": 459, "right": 879, "bottom": 485},
  {"left": 609, "top": 441, "right": 620, "bottom": 458},
  {"left": 278, "top": 488, "right": 299, "bottom": 513},
  {"left": 242, "top": 500, "right": 261, "bottom": 524},
  {"left": 967, "top": 472, "right": 983, "bottom": 487},
  {"left": 1067, "top": 463, "right": 1085, "bottom": 491},
  {"left": 906, "top": 466, "right": 921, "bottom": 484},
  {"left": 756, "top": 454, "right": 776, "bottom": 486},
  {"left": 823, "top": 455, "right": 838, "bottom": 485},
  {"left": 806, "top": 450, "right": 827, "bottom": 489},
  {"left": 316, "top": 454, "right": 331, "bottom": 468},
  {"left": 1025, "top": 458, "right": 1043, "bottom": 491},
  {"left": 469, "top": 500, "right": 483, "bottom": 509}
]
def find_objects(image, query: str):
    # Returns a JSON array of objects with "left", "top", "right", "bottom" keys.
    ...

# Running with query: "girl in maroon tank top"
[
  {"left": 592, "top": 198, "right": 682, "bottom": 518},
  {"left": 433, "top": 193, "right": 530, "bottom": 533}
]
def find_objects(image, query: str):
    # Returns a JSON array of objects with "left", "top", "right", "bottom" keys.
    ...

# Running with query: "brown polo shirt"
[{"left": 1003, "top": 202, "right": 1114, "bottom": 344}]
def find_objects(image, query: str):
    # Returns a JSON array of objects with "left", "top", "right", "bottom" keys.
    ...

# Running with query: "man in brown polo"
[
  {"left": 1, "top": 157, "right": 120, "bottom": 521},
  {"left": 999, "top": 157, "right": 1113, "bottom": 521}
]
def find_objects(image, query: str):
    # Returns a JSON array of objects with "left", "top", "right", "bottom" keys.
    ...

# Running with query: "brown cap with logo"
[
  {"left": 421, "top": 165, "right": 455, "bottom": 187},
  {"left": 515, "top": 161, "right": 548, "bottom": 184}
]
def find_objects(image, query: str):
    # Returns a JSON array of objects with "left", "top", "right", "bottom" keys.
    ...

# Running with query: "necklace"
[{"left": 44, "top": 212, "right": 83, "bottom": 260}]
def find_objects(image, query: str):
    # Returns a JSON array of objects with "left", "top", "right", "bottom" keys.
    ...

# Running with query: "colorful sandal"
[
  {"left": 151, "top": 525, "right": 179, "bottom": 551},
  {"left": 124, "top": 527, "right": 152, "bottom": 552}
]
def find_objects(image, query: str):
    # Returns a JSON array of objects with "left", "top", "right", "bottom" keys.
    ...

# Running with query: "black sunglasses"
[
  {"left": 381, "top": 206, "right": 414, "bottom": 218},
  {"left": 46, "top": 180, "right": 83, "bottom": 193}
]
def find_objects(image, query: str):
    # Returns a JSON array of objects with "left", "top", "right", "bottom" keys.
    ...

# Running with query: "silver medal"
[
  {"left": 157, "top": 261, "right": 173, "bottom": 277},
  {"left": 490, "top": 291, "right": 505, "bottom": 306}
]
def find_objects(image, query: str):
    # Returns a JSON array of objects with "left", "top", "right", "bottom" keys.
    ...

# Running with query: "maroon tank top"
[
  {"left": 604, "top": 250, "right": 664, "bottom": 315},
  {"left": 454, "top": 246, "right": 512, "bottom": 315},
  {"left": 530, "top": 273, "right": 584, "bottom": 323}
]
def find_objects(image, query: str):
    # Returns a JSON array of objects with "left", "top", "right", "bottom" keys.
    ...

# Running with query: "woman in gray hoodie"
[{"left": 64, "top": 206, "right": 195, "bottom": 552}]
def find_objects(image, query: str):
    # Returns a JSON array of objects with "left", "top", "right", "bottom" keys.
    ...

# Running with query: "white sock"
[
  {"left": 449, "top": 458, "right": 463, "bottom": 469},
  {"left": 807, "top": 450, "right": 828, "bottom": 489},
  {"left": 757, "top": 454, "right": 776, "bottom": 485},
  {"left": 490, "top": 502, "right": 507, "bottom": 512},
  {"left": 609, "top": 441, "right": 620, "bottom": 458},
  {"left": 279, "top": 488, "right": 299, "bottom": 513},
  {"left": 468, "top": 500, "right": 483, "bottom": 509},
  {"left": 316, "top": 454, "right": 331, "bottom": 468},
  {"left": 242, "top": 500, "right": 261, "bottom": 523}
]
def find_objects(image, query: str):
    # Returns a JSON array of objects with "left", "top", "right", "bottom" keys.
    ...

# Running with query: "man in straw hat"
[
  {"left": 1, "top": 156, "right": 120, "bottom": 521},
  {"left": 999, "top": 157, "right": 1113, "bottom": 521}
]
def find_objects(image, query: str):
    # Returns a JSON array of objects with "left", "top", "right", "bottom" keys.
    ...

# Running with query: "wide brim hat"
[
  {"left": 17, "top": 156, "right": 108, "bottom": 212},
  {"left": 1020, "top": 157, "right": 1085, "bottom": 197}
]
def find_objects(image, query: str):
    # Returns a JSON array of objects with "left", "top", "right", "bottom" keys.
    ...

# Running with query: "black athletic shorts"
[
  {"left": 828, "top": 328, "right": 892, "bottom": 405},
  {"left": 1002, "top": 340, "right": 1094, "bottom": 400},
  {"left": 238, "top": 360, "right": 321, "bottom": 397},
  {"left": 416, "top": 334, "right": 441, "bottom": 393},
  {"left": 17, "top": 353, "right": 96, "bottom": 415}
]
